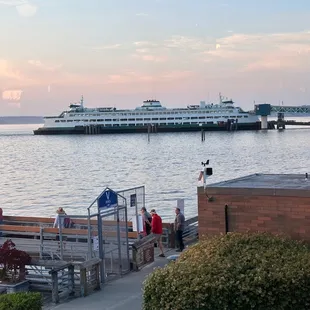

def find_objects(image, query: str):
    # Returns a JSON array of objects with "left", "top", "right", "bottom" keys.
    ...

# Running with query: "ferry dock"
[{"left": 0, "top": 185, "right": 198, "bottom": 307}]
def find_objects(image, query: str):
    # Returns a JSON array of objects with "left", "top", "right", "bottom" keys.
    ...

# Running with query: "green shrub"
[
  {"left": 0, "top": 292, "right": 42, "bottom": 310},
  {"left": 143, "top": 233, "right": 310, "bottom": 310}
]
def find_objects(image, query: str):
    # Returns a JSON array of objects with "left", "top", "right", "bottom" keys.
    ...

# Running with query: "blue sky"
[{"left": 1, "top": 0, "right": 310, "bottom": 115}]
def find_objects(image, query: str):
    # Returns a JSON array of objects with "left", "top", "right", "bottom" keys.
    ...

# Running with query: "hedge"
[
  {"left": 143, "top": 233, "right": 310, "bottom": 310},
  {"left": 0, "top": 292, "right": 42, "bottom": 310}
]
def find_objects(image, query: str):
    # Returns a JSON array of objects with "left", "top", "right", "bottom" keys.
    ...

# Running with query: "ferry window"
[
  {"left": 144, "top": 118, "right": 150, "bottom": 120},
  {"left": 97, "top": 119, "right": 103, "bottom": 121},
  {"left": 61, "top": 120, "right": 66, "bottom": 122},
  {"left": 120, "top": 118, "right": 127, "bottom": 121},
  {"left": 184, "top": 122, "right": 190, "bottom": 124},
  {"left": 237, "top": 116, "right": 242, "bottom": 118},
  {"left": 199, "top": 116, "right": 205, "bottom": 119},
  {"left": 175, "top": 117, "right": 182, "bottom": 120},
  {"left": 129, "top": 118, "right": 135, "bottom": 121},
  {"left": 152, "top": 118, "right": 158, "bottom": 120},
  {"left": 75, "top": 120, "right": 81, "bottom": 122},
  {"left": 244, "top": 116, "right": 248, "bottom": 118},
  {"left": 55, "top": 120, "right": 60, "bottom": 123},
  {"left": 160, "top": 118, "right": 166, "bottom": 120},
  {"left": 83, "top": 120, "right": 89, "bottom": 122},
  {"left": 207, "top": 122, "right": 213, "bottom": 124},
  {"left": 190, "top": 117, "right": 197, "bottom": 119},
  {"left": 105, "top": 119, "right": 111, "bottom": 121},
  {"left": 90, "top": 119, "right": 96, "bottom": 122},
  {"left": 137, "top": 123, "right": 143, "bottom": 126},
  {"left": 67, "top": 120, "right": 73, "bottom": 122},
  {"left": 168, "top": 117, "right": 174, "bottom": 120},
  {"left": 136, "top": 118, "right": 143, "bottom": 121},
  {"left": 113, "top": 119, "right": 118, "bottom": 121}
]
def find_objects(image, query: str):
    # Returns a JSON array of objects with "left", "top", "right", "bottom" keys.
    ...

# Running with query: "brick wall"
[{"left": 198, "top": 186, "right": 310, "bottom": 241}]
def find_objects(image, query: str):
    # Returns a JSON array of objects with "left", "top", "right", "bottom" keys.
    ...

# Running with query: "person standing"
[
  {"left": 150, "top": 209, "right": 165, "bottom": 257},
  {"left": 53, "top": 207, "right": 66, "bottom": 228},
  {"left": 141, "top": 207, "right": 152, "bottom": 236},
  {"left": 174, "top": 207, "right": 185, "bottom": 252}
]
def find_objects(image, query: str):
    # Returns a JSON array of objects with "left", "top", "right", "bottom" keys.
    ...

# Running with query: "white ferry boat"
[{"left": 33, "top": 94, "right": 261, "bottom": 135}]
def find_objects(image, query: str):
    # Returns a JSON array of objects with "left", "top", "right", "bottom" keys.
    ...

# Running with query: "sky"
[{"left": 1, "top": 0, "right": 310, "bottom": 116}]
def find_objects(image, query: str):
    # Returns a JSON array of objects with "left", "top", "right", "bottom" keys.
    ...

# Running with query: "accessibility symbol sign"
[{"left": 98, "top": 189, "right": 118, "bottom": 209}]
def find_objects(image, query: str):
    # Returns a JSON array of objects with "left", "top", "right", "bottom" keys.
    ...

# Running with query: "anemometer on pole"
[{"left": 198, "top": 160, "right": 213, "bottom": 189}]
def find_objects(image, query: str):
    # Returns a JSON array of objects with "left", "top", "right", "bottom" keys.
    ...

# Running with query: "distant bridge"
[
  {"left": 254, "top": 104, "right": 310, "bottom": 117},
  {"left": 270, "top": 105, "right": 310, "bottom": 116},
  {"left": 254, "top": 103, "right": 310, "bottom": 129}
]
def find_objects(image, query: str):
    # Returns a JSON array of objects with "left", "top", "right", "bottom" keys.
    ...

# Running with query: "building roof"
[{"left": 207, "top": 174, "right": 310, "bottom": 191}]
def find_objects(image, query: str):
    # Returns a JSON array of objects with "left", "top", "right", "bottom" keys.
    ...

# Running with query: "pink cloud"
[{"left": 141, "top": 55, "right": 167, "bottom": 62}]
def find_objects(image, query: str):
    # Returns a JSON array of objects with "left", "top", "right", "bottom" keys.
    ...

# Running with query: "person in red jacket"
[{"left": 150, "top": 209, "right": 165, "bottom": 257}]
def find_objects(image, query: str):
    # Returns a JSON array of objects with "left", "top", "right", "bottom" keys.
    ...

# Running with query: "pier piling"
[{"left": 147, "top": 124, "right": 151, "bottom": 142}]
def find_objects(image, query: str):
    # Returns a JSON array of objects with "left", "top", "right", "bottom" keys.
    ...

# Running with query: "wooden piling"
[{"left": 201, "top": 129, "right": 205, "bottom": 141}]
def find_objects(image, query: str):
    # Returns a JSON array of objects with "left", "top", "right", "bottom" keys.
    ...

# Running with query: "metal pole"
[
  {"left": 142, "top": 186, "right": 145, "bottom": 211},
  {"left": 59, "top": 216, "right": 64, "bottom": 260},
  {"left": 135, "top": 189, "right": 139, "bottom": 238},
  {"left": 97, "top": 213, "right": 105, "bottom": 284},
  {"left": 40, "top": 227, "right": 43, "bottom": 259},
  {"left": 203, "top": 168, "right": 207, "bottom": 189},
  {"left": 116, "top": 204, "right": 122, "bottom": 276},
  {"left": 87, "top": 208, "right": 92, "bottom": 259},
  {"left": 124, "top": 199, "right": 130, "bottom": 271},
  {"left": 225, "top": 204, "right": 229, "bottom": 234}
]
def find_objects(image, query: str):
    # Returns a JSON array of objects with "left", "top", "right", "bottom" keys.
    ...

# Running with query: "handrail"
[
  {"left": 3, "top": 216, "right": 134, "bottom": 227},
  {"left": 0, "top": 224, "right": 138, "bottom": 239}
]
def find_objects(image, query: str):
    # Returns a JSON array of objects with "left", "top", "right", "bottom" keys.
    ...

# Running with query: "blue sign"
[{"left": 98, "top": 189, "right": 118, "bottom": 209}]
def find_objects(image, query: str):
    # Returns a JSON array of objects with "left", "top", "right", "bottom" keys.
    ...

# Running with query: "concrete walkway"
[{"left": 48, "top": 248, "right": 178, "bottom": 310}]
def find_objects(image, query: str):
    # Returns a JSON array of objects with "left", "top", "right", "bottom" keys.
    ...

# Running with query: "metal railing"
[{"left": 183, "top": 216, "right": 199, "bottom": 245}]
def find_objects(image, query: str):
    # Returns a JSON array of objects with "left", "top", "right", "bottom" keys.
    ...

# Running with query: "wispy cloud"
[
  {"left": 106, "top": 70, "right": 194, "bottom": 85},
  {"left": 141, "top": 55, "right": 167, "bottom": 62},
  {"left": 2, "top": 89, "right": 23, "bottom": 103},
  {"left": 88, "top": 44, "right": 122, "bottom": 50},
  {"left": 163, "top": 35, "right": 212, "bottom": 51},
  {"left": 136, "top": 12, "right": 148, "bottom": 17},
  {"left": 0, "top": 59, "right": 24, "bottom": 80},
  {"left": 203, "top": 31, "right": 310, "bottom": 72},
  {"left": 28, "top": 60, "right": 62, "bottom": 72},
  {"left": 0, "top": 0, "right": 37, "bottom": 17},
  {"left": 134, "top": 41, "right": 158, "bottom": 47}
]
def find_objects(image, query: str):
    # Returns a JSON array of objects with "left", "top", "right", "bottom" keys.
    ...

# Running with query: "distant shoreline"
[{"left": 0, "top": 116, "right": 44, "bottom": 125}]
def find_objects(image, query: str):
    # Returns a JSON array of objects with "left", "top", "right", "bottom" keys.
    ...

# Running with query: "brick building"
[{"left": 198, "top": 174, "right": 310, "bottom": 241}]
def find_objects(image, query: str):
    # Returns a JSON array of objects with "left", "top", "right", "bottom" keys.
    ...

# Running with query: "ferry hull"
[{"left": 33, "top": 122, "right": 261, "bottom": 135}]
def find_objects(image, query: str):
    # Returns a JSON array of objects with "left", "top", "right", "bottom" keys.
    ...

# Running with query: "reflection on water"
[{"left": 0, "top": 124, "right": 310, "bottom": 220}]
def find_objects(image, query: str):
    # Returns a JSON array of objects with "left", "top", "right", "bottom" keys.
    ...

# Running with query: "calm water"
[{"left": 1, "top": 123, "right": 310, "bottom": 221}]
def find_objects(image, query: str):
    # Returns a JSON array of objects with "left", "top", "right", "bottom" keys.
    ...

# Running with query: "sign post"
[{"left": 97, "top": 188, "right": 119, "bottom": 283}]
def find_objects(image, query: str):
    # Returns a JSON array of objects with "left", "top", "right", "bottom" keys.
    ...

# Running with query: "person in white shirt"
[{"left": 53, "top": 207, "right": 66, "bottom": 228}]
